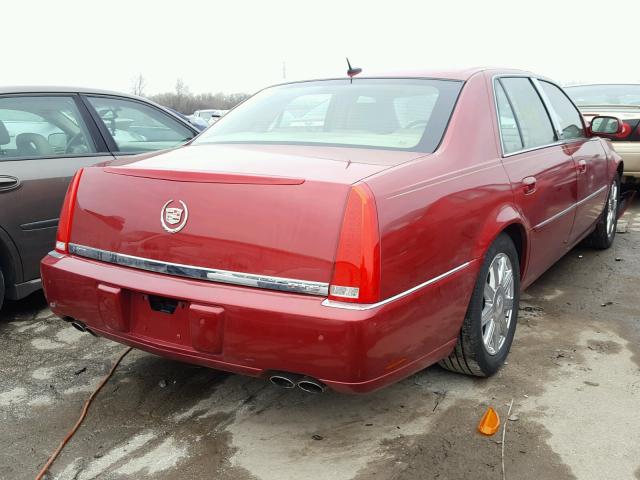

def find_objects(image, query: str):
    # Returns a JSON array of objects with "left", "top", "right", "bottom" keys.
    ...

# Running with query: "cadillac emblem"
[{"left": 160, "top": 200, "right": 189, "bottom": 233}]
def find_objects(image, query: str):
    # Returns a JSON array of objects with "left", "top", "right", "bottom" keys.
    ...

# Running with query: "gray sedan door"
[{"left": 0, "top": 94, "right": 113, "bottom": 287}]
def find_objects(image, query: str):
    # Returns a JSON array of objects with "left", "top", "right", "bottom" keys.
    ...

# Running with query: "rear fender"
[{"left": 469, "top": 203, "right": 530, "bottom": 281}]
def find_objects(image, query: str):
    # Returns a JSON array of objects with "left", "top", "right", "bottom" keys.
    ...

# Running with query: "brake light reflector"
[
  {"left": 55, "top": 168, "right": 84, "bottom": 253},
  {"left": 328, "top": 184, "right": 381, "bottom": 304}
]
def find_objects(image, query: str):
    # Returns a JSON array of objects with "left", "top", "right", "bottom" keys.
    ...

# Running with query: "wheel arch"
[
  {"left": 0, "top": 225, "right": 23, "bottom": 291},
  {"left": 471, "top": 203, "right": 530, "bottom": 281},
  {"left": 501, "top": 222, "right": 527, "bottom": 278}
]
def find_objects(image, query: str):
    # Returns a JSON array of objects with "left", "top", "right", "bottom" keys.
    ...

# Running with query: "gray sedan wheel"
[{"left": 0, "top": 268, "right": 4, "bottom": 311}]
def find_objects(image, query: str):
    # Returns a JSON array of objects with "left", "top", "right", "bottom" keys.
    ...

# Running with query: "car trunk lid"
[{"left": 69, "top": 144, "right": 418, "bottom": 286}]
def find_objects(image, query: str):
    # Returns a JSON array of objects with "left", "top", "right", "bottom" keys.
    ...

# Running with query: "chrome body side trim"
[
  {"left": 67, "top": 243, "right": 329, "bottom": 296},
  {"left": 322, "top": 261, "right": 473, "bottom": 311},
  {"left": 533, "top": 184, "right": 608, "bottom": 231}
]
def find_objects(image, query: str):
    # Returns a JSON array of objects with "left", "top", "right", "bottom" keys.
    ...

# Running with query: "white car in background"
[
  {"left": 565, "top": 84, "right": 640, "bottom": 182},
  {"left": 192, "top": 109, "right": 229, "bottom": 125}
]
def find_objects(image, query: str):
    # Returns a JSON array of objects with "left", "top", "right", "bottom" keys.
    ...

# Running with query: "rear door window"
[
  {"left": 0, "top": 96, "right": 96, "bottom": 160},
  {"left": 539, "top": 81, "right": 586, "bottom": 140},
  {"left": 85, "top": 96, "right": 195, "bottom": 154},
  {"left": 498, "top": 78, "right": 556, "bottom": 150},
  {"left": 495, "top": 82, "right": 524, "bottom": 154}
]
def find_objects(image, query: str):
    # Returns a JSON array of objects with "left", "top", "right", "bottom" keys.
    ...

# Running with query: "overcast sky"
[{"left": 3, "top": 0, "right": 639, "bottom": 96}]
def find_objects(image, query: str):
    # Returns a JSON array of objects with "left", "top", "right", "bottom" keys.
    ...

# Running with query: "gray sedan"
[{"left": 0, "top": 87, "right": 199, "bottom": 308}]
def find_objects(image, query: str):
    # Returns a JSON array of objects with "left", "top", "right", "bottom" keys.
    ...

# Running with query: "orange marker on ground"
[{"left": 478, "top": 407, "right": 500, "bottom": 436}]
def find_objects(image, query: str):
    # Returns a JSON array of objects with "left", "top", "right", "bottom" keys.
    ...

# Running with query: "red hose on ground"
[{"left": 35, "top": 347, "right": 133, "bottom": 480}]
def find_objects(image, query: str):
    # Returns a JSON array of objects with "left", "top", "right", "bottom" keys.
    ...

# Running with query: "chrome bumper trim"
[
  {"left": 67, "top": 243, "right": 329, "bottom": 296},
  {"left": 48, "top": 250, "right": 65, "bottom": 259},
  {"left": 322, "top": 261, "right": 473, "bottom": 310}
]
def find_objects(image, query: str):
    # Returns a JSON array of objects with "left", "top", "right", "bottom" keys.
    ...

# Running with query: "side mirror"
[{"left": 589, "top": 116, "right": 623, "bottom": 138}]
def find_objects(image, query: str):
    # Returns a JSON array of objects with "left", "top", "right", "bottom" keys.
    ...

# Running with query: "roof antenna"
[{"left": 346, "top": 58, "right": 362, "bottom": 83}]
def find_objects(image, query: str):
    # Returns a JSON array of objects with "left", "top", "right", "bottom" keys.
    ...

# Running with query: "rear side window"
[
  {"left": 539, "top": 81, "right": 585, "bottom": 140},
  {"left": 86, "top": 96, "right": 195, "bottom": 154},
  {"left": 495, "top": 82, "right": 523, "bottom": 154},
  {"left": 0, "top": 96, "right": 96, "bottom": 161},
  {"left": 194, "top": 78, "right": 463, "bottom": 152},
  {"left": 499, "top": 78, "right": 556, "bottom": 150}
]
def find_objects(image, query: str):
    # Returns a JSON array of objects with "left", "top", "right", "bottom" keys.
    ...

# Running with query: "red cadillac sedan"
[{"left": 41, "top": 68, "right": 623, "bottom": 394}]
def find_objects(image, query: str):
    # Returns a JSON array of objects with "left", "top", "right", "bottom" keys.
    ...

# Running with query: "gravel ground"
[{"left": 1, "top": 198, "right": 639, "bottom": 480}]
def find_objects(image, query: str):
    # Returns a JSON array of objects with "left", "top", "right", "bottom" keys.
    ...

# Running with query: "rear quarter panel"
[{"left": 365, "top": 72, "right": 521, "bottom": 345}]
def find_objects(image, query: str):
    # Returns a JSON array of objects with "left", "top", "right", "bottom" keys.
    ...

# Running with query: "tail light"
[
  {"left": 328, "top": 183, "right": 381, "bottom": 304},
  {"left": 614, "top": 121, "right": 633, "bottom": 139},
  {"left": 55, "top": 168, "right": 84, "bottom": 253}
]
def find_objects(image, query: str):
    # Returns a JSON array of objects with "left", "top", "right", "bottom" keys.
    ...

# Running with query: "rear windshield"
[
  {"left": 566, "top": 84, "right": 640, "bottom": 107},
  {"left": 193, "top": 78, "right": 463, "bottom": 152}
]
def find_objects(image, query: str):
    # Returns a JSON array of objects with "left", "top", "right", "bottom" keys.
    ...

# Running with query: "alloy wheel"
[
  {"left": 481, "top": 253, "right": 515, "bottom": 355},
  {"left": 606, "top": 180, "right": 618, "bottom": 238}
]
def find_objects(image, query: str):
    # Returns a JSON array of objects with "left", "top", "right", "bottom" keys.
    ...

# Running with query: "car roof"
[
  {"left": 0, "top": 85, "right": 145, "bottom": 98},
  {"left": 360, "top": 67, "right": 513, "bottom": 81},
  {"left": 270, "top": 67, "right": 537, "bottom": 87}
]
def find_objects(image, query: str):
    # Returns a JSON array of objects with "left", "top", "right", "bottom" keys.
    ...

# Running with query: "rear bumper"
[
  {"left": 612, "top": 142, "right": 640, "bottom": 178},
  {"left": 41, "top": 253, "right": 476, "bottom": 393}
]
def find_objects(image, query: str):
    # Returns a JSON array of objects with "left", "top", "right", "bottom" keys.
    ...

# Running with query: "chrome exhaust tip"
[
  {"left": 70, "top": 320, "right": 97, "bottom": 337},
  {"left": 297, "top": 377, "right": 327, "bottom": 394},
  {"left": 70, "top": 321, "right": 87, "bottom": 333},
  {"left": 269, "top": 373, "right": 301, "bottom": 389}
]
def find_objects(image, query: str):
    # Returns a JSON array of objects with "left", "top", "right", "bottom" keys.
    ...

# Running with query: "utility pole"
[{"left": 282, "top": 61, "right": 287, "bottom": 80}]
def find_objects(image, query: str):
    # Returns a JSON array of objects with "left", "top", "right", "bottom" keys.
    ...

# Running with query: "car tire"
[
  {"left": 588, "top": 175, "right": 620, "bottom": 250},
  {"left": 439, "top": 233, "right": 520, "bottom": 377},
  {"left": 0, "top": 268, "right": 4, "bottom": 311}
]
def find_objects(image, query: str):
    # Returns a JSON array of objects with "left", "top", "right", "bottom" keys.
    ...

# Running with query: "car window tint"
[
  {"left": 86, "top": 97, "right": 195, "bottom": 154},
  {"left": 194, "top": 79, "right": 463, "bottom": 152},
  {"left": 0, "top": 96, "right": 96, "bottom": 161},
  {"left": 499, "top": 78, "right": 556, "bottom": 149},
  {"left": 539, "top": 81, "right": 585, "bottom": 140},
  {"left": 495, "top": 82, "right": 523, "bottom": 154},
  {"left": 269, "top": 90, "right": 438, "bottom": 141},
  {"left": 275, "top": 94, "right": 331, "bottom": 129}
]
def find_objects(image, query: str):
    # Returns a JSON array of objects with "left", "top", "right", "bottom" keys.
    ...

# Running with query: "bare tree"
[
  {"left": 131, "top": 74, "right": 147, "bottom": 97},
  {"left": 175, "top": 78, "right": 190, "bottom": 97},
  {"left": 150, "top": 79, "right": 249, "bottom": 114}
]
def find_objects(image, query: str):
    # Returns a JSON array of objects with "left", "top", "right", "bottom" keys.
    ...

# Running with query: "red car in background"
[{"left": 41, "top": 68, "right": 623, "bottom": 393}]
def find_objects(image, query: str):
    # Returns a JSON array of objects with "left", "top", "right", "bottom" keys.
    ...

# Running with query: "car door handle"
[
  {"left": 576, "top": 160, "right": 587, "bottom": 174},
  {"left": 0, "top": 175, "right": 20, "bottom": 192},
  {"left": 522, "top": 176, "right": 537, "bottom": 195}
]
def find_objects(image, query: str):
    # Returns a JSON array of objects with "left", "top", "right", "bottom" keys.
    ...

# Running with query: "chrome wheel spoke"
[
  {"left": 499, "top": 256, "right": 507, "bottom": 283},
  {"left": 491, "top": 322, "right": 501, "bottom": 352},
  {"left": 498, "top": 312, "right": 509, "bottom": 337},
  {"left": 502, "top": 269, "right": 514, "bottom": 293},
  {"left": 484, "top": 282, "right": 495, "bottom": 303},
  {"left": 483, "top": 319, "right": 495, "bottom": 350},
  {"left": 481, "top": 304, "right": 494, "bottom": 326},
  {"left": 504, "top": 296, "right": 514, "bottom": 311},
  {"left": 492, "top": 260, "right": 501, "bottom": 286}
]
